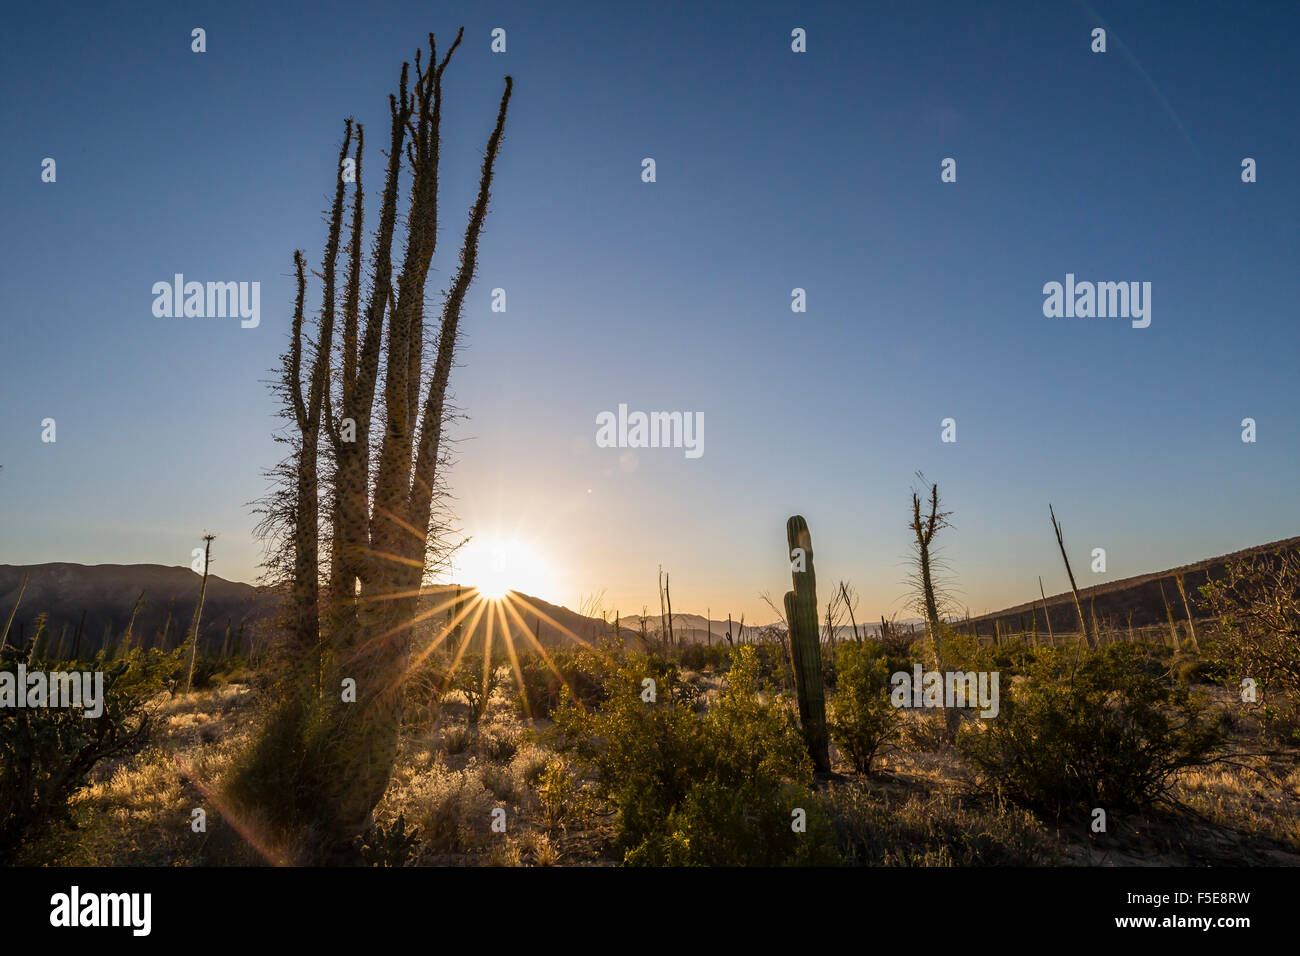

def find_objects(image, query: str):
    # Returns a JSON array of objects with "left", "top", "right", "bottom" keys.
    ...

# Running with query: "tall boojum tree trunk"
[{"left": 248, "top": 29, "right": 513, "bottom": 862}]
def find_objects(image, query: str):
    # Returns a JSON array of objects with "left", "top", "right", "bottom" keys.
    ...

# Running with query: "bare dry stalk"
[
  {"left": 0, "top": 571, "right": 28, "bottom": 650},
  {"left": 1175, "top": 572, "right": 1200, "bottom": 652},
  {"left": 1049, "top": 504, "right": 1095, "bottom": 649}
]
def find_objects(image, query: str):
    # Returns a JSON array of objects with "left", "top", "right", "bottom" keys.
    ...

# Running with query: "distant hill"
[
  {"left": 612, "top": 610, "right": 925, "bottom": 645},
  {"left": 0, "top": 563, "right": 613, "bottom": 657},
  {"left": 10, "top": 534, "right": 1295, "bottom": 658},
  {"left": 0, "top": 563, "right": 280, "bottom": 655},
  {"left": 615, "top": 611, "right": 734, "bottom": 645},
  {"left": 968, "top": 535, "right": 1300, "bottom": 639}
]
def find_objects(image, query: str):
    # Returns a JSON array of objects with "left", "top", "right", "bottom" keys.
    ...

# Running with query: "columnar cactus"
[{"left": 784, "top": 515, "right": 830, "bottom": 772}]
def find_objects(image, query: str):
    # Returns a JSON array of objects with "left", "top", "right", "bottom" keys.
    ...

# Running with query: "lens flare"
[{"left": 454, "top": 537, "right": 553, "bottom": 601}]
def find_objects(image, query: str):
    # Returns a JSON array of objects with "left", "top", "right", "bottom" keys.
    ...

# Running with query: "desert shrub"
[
  {"left": 514, "top": 647, "right": 607, "bottom": 719},
  {"left": 536, "top": 756, "right": 581, "bottom": 830},
  {"left": 904, "top": 708, "right": 954, "bottom": 752},
  {"left": 397, "top": 757, "right": 499, "bottom": 859},
  {"left": 552, "top": 651, "right": 699, "bottom": 857},
  {"left": 447, "top": 653, "right": 505, "bottom": 725},
  {"left": 880, "top": 624, "right": 922, "bottom": 656},
  {"left": 518, "top": 829, "right": 560, "bottom": 865},
  {"left": 439, "top": 721, "right": 473, "bottom": 755},
  {"left": 1200, "top": 552, "right": 1300, "bottom": 722},
  {"left": 959, "top": 644, "right": 1225, "bottom": 819},
  {"left": 359, "top": 813, "right": 420, "bottom": 867},
  {"left": 478, "top": 760, "right": 522, "bottom": 803},
  {"left": 828, "top": 641, "right": 901, "bottom": 774},
  {"left": 673, "top": 670, "right": 708, "bottom": 712},
  {"left": 1173, "top": 653, "right": 1224, "bottom": 687},
  {"left": 485, "top": 839, "right": 523, "bottom": 867},
  {"left": 678, "top": 641, "right": 730, "bottom": 672},
  {"left": 657, "top": 647, "right": 839, "bottom": 865},
  {"left": 186, "top": 655, "right": 232, "bottom": 691},
  {"left": 401, "top": 650, "right": 448, "bottom": 732},
  {"left": 554, "top": 646, "right": 838, "bottom": 865},
  {"left": 750, "top": 638, "right": 794, "bottom": 691},
  {"left": 509, "top": 743, "right": 550, "bottom": 788},
  {"left": 986, "top": 637, "right": 1037, "bottom": 675},
  {"left": 478, "top": 722, "right": 520, "bottom": 762},
  {"left": 936, "top": 628, "right": 995, "bottom": 671},
  {"left": 0, "top": 645, "right": 174, "bottom": 862}
]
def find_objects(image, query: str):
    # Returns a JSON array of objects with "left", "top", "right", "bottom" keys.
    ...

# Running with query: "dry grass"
[
  {"left": 29, "top": 684, "right": 258, "bottom": 865},
  {"left": 25, "top": 659, "right": 1300, "bottom": 868}
]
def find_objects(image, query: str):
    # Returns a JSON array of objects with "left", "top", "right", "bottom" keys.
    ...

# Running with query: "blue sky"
[{"left": 3, "top": 0, "right": 1298, "bottom": 622}]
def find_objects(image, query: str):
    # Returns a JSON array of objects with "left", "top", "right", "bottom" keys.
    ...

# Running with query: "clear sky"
[{"left": 3, "top": 0, "right": 1298, "bottom": 623}]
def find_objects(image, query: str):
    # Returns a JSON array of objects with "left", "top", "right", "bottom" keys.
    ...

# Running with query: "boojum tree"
[
  {"left": 246, "top": 29, "right": 512, "bottom": 862},
  {"left": 908, "top": 476, "right": 958, "bottom": 737}
]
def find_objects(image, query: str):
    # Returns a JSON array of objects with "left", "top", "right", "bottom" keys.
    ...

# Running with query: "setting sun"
[{"left": 452, "top": 537, "right": 554, "bottom": 601}]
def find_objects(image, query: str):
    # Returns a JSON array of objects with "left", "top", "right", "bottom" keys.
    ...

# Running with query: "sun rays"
[
  {"left": 344, "top": 571, "right": 607, "bottom": 728},
  {"left": 409, "top": 586, "right": 603, "bottom": 721},
  {"left": 184, "top": 581, "right": 610, "bottom": 868}
]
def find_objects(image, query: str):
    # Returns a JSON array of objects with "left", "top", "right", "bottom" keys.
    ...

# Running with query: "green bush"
[
  {"left": 536, "top": 756, "right": 582, "bottom": 831},
  {"left": 1200, "top": 552, "right": 1300, "bottom": 721},
  {"left": 552, "top": 651, "right": 699, "bottom": 858},
  {"left": 750, "top": 639, "right": 794, "bottom": 691},
  {"left": 678, "top": 641, "right": 730, "bottom": 672},
  {"left": 958, "top": 644, "right": 1224, "bottom": 819},
  {"left": 447, "top": 653, "right": 504, "bottom": 725},
  {"left": 828, "top": 641, "right": 900, "bottom": 774},
  {"left": 985, "top": 637, "right": 1037, "bottom": 676},
  {"left": 554, "top": 646, "right": 838, "bottom": 865},
  {"left": 661, "top": 647, "right": 838, "bottom": 865},
  {"left": 514, "top": 647, "right": 607, "bottom": 719},
  {"left": 401, "top": 649, "right": 448, "bottom": 732},
  {"left": 182, "top": 652, "right": 250, "bottom": 692},
  {"left": 936, "top": 628, "right": 995, "bottom": 671},
  {"left": 0, "top": 645, "right": 174, "bottom": 862},
  {"left": 359, "top": 813, "right": 420, "bottom": 867}
]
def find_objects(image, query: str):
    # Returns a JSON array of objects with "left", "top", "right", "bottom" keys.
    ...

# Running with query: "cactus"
[{"left": 783, "top": 515, "right": 830, "bottom": 773}]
